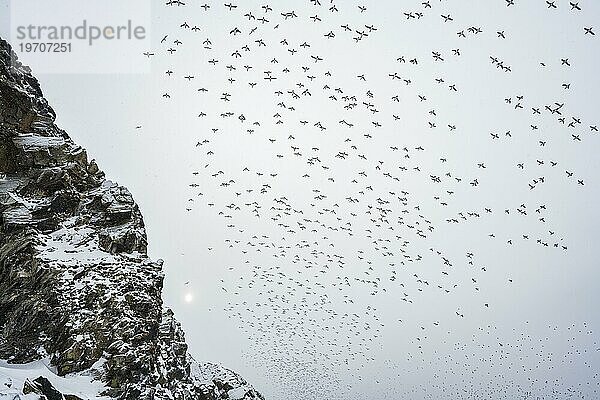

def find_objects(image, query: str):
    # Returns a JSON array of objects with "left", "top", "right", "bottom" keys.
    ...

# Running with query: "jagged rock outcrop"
[{"left": 0, "top": 37, "right": 263, "bottom": 400}]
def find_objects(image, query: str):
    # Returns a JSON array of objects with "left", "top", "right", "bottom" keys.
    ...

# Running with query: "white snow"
[
  {"left": 37, "top": 225, "right": 111, "bottom": 266},
  {"left": 0, "top": 359, "right": 110, "bottom": 399},
  {"left": 227, "top": 387, "right": 247, "bottom": 400},
  {"left": 2, "top": 206, "right": 32, "bottom": 225},
  {"left": 12, "top": 134, "right": 65, "bottom": 151}
]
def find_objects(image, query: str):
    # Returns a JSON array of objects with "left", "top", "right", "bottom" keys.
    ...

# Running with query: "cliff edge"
[{"left": 0, "top": 37, "right": 263, "bottom": 400}]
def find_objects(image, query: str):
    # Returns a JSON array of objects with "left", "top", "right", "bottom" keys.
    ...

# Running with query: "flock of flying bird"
[{"left": 141, "top": 0, "right": 598, "bottom": 399}]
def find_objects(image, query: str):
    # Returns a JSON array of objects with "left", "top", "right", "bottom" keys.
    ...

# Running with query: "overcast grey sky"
[{"left": 3, "top": 1, "right": 600, "bottom": 399}]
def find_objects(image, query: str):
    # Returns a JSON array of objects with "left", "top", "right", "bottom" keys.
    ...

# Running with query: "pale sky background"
[{"left": 2, "top": 1, "right": 600, "bottom": 399}]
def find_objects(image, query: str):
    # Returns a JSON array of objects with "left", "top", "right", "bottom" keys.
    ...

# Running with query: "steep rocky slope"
[{"left": 0, "top": 37, "right": 263, "bottom": 400}]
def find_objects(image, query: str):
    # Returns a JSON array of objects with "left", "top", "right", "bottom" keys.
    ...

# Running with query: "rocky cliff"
[{"left": 0, "top": 37, "right": 263, "bottom": 400}]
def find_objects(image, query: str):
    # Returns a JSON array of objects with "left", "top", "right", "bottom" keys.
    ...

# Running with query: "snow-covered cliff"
[{"left": 0, "top": 37, "right": 263, "bottom": 400}]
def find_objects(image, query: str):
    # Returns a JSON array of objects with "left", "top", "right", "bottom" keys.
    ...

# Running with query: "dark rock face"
[
  {"left": 0, "top": 37, "right": 263, "bottom": 400},
  {"left": 31, "top": 376, "right": 65, "bottom": 400}
]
